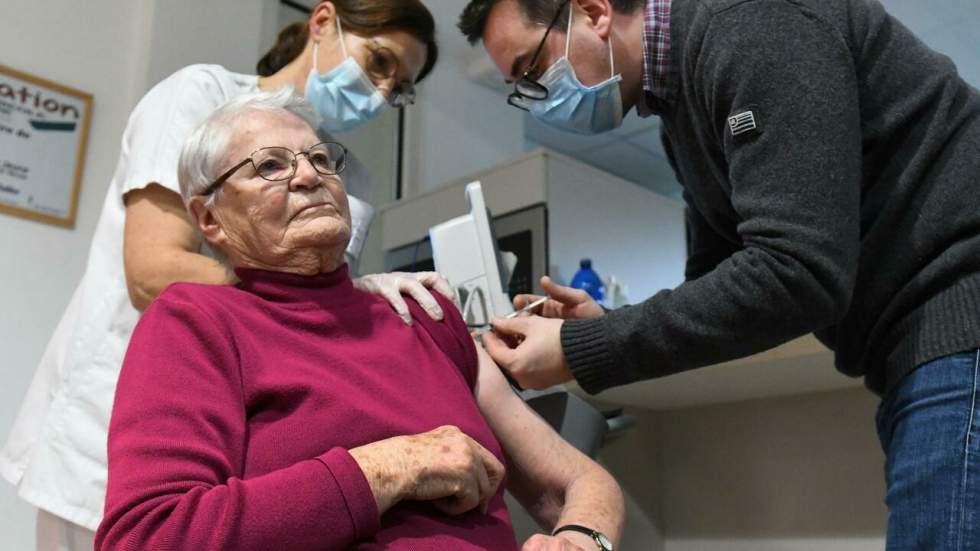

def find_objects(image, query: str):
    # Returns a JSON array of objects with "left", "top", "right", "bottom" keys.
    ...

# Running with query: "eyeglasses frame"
[
  {"left": 507, "top": 0, "right": 572, "bottom": 111},
  {"left": 198, "top": 141, "right": 348, "bottom": 197}
]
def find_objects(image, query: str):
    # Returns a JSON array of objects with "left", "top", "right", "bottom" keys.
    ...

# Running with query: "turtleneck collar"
[{"left": 234, "top": 264, "right": 355, "bottom": 306}]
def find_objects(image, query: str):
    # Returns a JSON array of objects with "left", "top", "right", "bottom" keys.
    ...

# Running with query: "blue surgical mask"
[
  {"left": 305, "top": 17, "right": 386, "bottom": 134},
  {"left": 529, "top": 8, "right": 624, "bottom": 135}
]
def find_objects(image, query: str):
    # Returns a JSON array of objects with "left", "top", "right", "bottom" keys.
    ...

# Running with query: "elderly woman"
[
  {"left": 94, "top": 89, "right": 624, "bottom": 551},
  {"left": 6, "top": 5, "right": 453, "bottom": 548}
]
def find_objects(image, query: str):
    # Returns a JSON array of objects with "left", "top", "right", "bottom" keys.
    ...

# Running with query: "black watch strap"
[{"left": 552, "top": 524, "right": 614, "bottom": 551}]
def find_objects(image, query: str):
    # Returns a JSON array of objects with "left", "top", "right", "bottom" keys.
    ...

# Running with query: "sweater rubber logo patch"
[{"left": 728, "top": 110, "right": 758, "bottom": 136}]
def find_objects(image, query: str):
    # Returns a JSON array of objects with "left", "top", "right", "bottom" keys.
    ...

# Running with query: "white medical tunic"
[{"left": 0, "top": 64, "right": 375, "bottom": 530}]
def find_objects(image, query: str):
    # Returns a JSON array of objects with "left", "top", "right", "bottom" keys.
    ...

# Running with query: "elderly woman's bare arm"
[{"left": 473, "top": 342, "right": 625, "bottom": 549}]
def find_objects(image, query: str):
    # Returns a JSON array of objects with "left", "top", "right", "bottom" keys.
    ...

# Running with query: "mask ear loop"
[
  {"left": 312, "top": 42, "right": 321, "bottom": 75},
  {"left": 336, "top": 16, "right": 350, "bottom": 59},
  {"left": 311, "top": 16, "right": 347, "bottom": 76},
  {"left": 564, "top": 5, "right": 574, "bottom": 57},
  {"left": 608, "top": 27, "right": 616, "bottom": 78}
]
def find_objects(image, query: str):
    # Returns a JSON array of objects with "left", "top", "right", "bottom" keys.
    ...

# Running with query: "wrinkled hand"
[
  {"left": 513, "top": 277, "right": 604, "bottom": 321},
  {"left": 522, "top": 534, "right": 590, "bottom": 551},
  {"left": 482, "top": 316, "right": 572, "bottom": 390},
  {"left": 350, "top": 425, "right": 505, "bottom": 516},
  {"left": 354, "top": 271, "right": 455, "bottom": 325}
]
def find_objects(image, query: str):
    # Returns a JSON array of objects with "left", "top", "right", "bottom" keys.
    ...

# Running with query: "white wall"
[
  {"left": 0, "top": 1, "right": 266, "bottom": 548},
  {"left": 141, "top": 0, "right": 267, "bottom": 87},
  {"left": 0, "top": 3, "right": 149, "bottom": 549},
  {"left": 546, "top": 152, "right": 686, "bottom": 299},
  {"left": 404, "top": 0, "right": 527, "bottom": 195}
]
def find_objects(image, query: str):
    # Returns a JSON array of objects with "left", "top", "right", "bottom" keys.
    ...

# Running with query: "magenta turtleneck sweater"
[{"left": 95, "top": 266, "right": 517, "bottom": 551}]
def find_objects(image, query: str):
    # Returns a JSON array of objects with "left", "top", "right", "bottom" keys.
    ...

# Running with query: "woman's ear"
[
  {"left": 308, "top": 1, "right": 338, "bottom": 43},
  {"left": 187, "top": 197, "right": 226, "bottom": 248}
]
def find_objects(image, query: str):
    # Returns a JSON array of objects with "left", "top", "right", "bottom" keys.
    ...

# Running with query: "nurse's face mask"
[
  {"left": 513, "top": 5, "right": 624, "bottom": 135},
  {"left": 305, "top": 17, "right": 387, "bottom": 134}
]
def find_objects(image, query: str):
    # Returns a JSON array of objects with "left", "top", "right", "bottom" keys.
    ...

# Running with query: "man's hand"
[
  {"left": 522, "top": 533, "right": 590, "bottom": 551},
  {"left": 482, "top": 316, "right": 572, "bottom": 389},
  {"left": 353, "top": 271, "right": 455, "bottom": 325},
  {"left": 513, "top": 277, "right": 604, "bottom": 321}
]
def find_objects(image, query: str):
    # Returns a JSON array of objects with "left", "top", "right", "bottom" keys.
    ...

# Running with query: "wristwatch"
[{"left": 552, "top": 524, "right": 614, "bottom": 551}]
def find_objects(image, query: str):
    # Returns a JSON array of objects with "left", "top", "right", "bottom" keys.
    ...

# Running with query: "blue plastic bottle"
[{"left": 570, "top": 259, "right": 605, "bottom": 304}]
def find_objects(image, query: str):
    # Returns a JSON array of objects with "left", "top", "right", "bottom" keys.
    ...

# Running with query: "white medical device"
[
  {"left": 427, "top": 181, "right": 628, "bottom": 459},
  {"left": 429, "top": 182, "right": 515, "bottom": 327}
]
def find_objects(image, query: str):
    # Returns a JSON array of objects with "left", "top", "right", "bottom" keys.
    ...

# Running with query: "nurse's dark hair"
[
  {"left": 257, "top": 0, "right": 439, "bottom": 83},
  {"left": 458, "top": 0, "right": 643, "bottom": 45}
]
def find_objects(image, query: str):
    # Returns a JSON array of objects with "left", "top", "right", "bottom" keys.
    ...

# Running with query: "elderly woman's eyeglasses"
[
  {"left": 507, "top": 0, "right": 571, "bottom": 111},
  {"left": 199, "top": 141, "right": 348, "bottom": 197}
]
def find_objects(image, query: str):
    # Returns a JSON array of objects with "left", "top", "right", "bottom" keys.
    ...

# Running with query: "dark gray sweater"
[{"left": 562, "top": 0, "right": 980, "bottom": 396}]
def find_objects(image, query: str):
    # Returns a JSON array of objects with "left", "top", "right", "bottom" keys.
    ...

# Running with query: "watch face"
[{"left": 595, "top": 532, "right": 613, "bottom": 550}]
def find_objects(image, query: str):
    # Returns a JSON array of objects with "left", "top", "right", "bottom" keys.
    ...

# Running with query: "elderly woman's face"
[{"left": 206, "top": 110, "right": 351, "bottom": 269}]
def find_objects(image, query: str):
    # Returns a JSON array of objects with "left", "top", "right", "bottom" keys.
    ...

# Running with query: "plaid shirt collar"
[{"left": 638, "top": 0, "right": 674, "bottom": 117}]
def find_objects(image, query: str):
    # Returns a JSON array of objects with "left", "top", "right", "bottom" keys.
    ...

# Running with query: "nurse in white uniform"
[{"left": 0, "top": 2, "right": 448, "bottom": 549}]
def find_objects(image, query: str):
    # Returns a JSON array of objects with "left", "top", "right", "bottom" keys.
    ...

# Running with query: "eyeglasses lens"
[
  {"left": 252, "top": 144, "right": 347, "bottom": 181},
  {"left": 516, "top": 79, "right": 548, "bottom": 100},
  {"left": 366, "top": 47, "right": 398, "bottom": 80},
  {"left": 309, "top": 143, "right": 346, "bottom": 175},
  {"left": 254, "top": 148, "right": 294, "bottom": 181}
]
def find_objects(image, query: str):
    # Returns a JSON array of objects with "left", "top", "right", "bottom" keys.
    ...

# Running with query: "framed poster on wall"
[{"left": 0, "top": 64, "right": 92, "bottom": 227}]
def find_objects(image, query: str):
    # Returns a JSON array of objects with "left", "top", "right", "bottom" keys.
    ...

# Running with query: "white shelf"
[{"left": 569, "top": 335, "right": 861, "bottom": 411}]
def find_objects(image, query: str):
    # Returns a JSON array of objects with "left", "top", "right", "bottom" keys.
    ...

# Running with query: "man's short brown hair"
[{"left": 458, "top": 0, "right": 644, "bottom": 45}]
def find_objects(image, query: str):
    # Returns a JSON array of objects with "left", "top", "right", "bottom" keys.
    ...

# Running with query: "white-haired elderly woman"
[{"left": 94, "top": 90, "right": 624, "bottom": 551}]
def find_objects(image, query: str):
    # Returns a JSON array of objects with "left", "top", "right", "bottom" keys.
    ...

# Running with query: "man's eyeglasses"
[
  {"left": 199, "top": 141, "right": 348, "bottom": 197},
  {"left": 507, "top": 0, "right": 571, "bottom": 111}
]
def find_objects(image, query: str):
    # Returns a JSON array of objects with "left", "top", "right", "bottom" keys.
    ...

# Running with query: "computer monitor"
[{"left": 429, "top": 182, "right": 515, "bottom": 327}]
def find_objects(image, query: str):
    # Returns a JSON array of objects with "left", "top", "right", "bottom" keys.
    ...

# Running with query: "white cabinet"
[
  {"left": 572, "top": 335, "right": 861, "bottom": 411},
  {"left": 381, "top": 147, "right": 687, "bottom": 302}
]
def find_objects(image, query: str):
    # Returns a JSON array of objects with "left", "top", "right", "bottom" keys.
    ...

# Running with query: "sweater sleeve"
[
  {"left": 95, "top": 290, "right": 379, "bottom": 551},
  {"left": 563, "top": 2, "right": 861, "bottom": 393},
  {"left": 664, "top": 130, "right": 742, "bottom": 281},
  {"left": 682, "top": 189, "right": 743, "bottom": 282},
  {"left": 409, "top": 293, "right": 480, "bottom": 390}
]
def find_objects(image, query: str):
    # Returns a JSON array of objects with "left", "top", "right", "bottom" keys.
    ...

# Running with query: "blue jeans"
[{"left": 877, "top": 350, "right": 980, "bottom": 550}]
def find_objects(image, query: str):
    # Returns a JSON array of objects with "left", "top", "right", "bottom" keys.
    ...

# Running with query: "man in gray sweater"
[{"left": 460, "top": 0, "right": 980, "bottom": 548}]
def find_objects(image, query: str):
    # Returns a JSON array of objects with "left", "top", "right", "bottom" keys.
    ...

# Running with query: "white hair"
[{"left": 177, "top": 87, "right": 321, "bottom": 204}]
